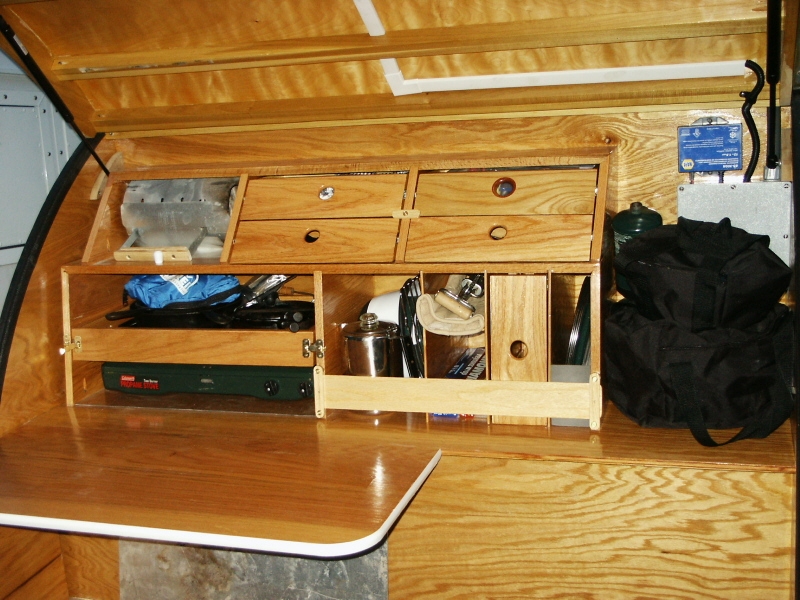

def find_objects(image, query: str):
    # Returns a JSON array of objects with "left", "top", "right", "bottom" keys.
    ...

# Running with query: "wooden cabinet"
[{"left": 63, "top": 153, "right": 608, "bottom": 427}]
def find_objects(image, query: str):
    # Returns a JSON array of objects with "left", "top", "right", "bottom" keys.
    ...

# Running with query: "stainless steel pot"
[{"left": 342, "top": 313, "right": 403, "bottom": 377}]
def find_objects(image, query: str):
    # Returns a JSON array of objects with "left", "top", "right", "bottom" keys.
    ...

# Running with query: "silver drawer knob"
[{"left": 319, "top": 186, "right": 335, "bottom": 200}]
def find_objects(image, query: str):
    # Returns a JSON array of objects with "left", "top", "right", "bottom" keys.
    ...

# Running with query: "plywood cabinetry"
[
  {"left": 63, "top": 152, "right": 608, "bottom": 426},
  {"left": 389, "top": 453, "right": 794, "bottom": 599}
]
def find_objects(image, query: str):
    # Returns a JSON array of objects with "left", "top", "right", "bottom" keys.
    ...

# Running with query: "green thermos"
[{"left": 612, "top": 202, "right": 662, "bottom": 293}]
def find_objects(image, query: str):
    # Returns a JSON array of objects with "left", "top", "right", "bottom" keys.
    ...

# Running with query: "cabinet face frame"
[{"left": 66, "top": 152, "right": 609, "bottom": 428}]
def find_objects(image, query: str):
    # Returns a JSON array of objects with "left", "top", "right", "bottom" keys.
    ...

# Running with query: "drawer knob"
[
  {"left": 305, "top": 229, "right": 321, "bottom": 243},
  {"left": 492, "top": 177, "right": 516, "bottom": 198},
  {"left": 489, "top": 225, "right": 507, "bottom": 240},
  {"left": 318, "top": 186, "right": 335, "bottom": 200}
]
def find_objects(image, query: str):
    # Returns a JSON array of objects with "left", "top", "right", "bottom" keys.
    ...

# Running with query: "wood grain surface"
[
  {"left": 232, "top": 218, "right": 401, "bottom": 264},
  {"left": 414, "top": 169, "right": 597, "bottom": 216},
  {"left": 5, "top": 556, "right": 69, "bottom": 600},
  {"left": 71, "top": 327, "right": 315, "bottom": 367},
  {"left": 489, "top": 275, "right": 548, "bottom": 382},
  {"left": 389, "top": 455, "right": 794, "bottom": 599},
  {"left": 59, "top": 534, "right": 119, "bottom": 600},
  {"left": 242, "top": 173, "right": 407, "bottom": 220},
  {"left": 404, "top": 215, "right": 594, "bottom": 263},
  {"left": 3, "top": 0, "right": 779, "bottom": 135},
  {"left": 323, "top": 375, "right": 594, "bottom": 422},
  {"left": 0, "top": 406, "right": 439, "bottom": 548},
  {"left": 0, "top": 526, "right": 62, "bottom": 598},
  {"left": 489, "top": 275, "right": 549, "bottom": 426}
]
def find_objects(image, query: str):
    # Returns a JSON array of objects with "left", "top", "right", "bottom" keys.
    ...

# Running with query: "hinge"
[
  {"left": 60, "top": 335, "right": 82, "bottom": 355},
  {"left": 392, "top": 209, "right": 420, "bottom": 219},
  {"left": 303, "top": 338, "right": 326, "bottom": 358}
]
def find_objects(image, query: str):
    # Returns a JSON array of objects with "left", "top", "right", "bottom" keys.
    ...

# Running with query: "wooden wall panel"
[
  {"left": 5, "top": 557, "right": 69, "bottom": 600},
  {"left": 114, "top": 109, "right": 776, "bottom": 221},
  {"left": 0, "top": 526, "right": 62, "bottom": 598},
  {"left": 388, "top": 456, "right": 794, "bottom": 599},
  {"left": 0, "top": 144, "right": 112, "bottom": 437},
  {"left": 60, "top": 534, "right": 120, "bottom": 600}
]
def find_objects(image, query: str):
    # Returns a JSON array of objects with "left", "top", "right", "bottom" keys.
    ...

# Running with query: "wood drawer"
[
  {"left": 72, "top": 328, "right": 315, "bottom": 367},
  {"left": 240, "top": 173, "right": 407, "bottom": 220},
  {"left": 414, "top": 169, "right": 597, "bottom": 216},
  {"left": 404, "top": 215, "right": 593, "bottom": 262},
  {"left": 231, "top": 218, "right": 400, "bottom": 263}
]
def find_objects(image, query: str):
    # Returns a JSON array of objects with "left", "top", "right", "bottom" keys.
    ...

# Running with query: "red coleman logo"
[{"left": 119, "top": 375, "right": 160, "bottom": 390}]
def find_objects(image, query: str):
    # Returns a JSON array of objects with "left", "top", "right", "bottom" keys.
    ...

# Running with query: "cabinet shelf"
[{"left": 64, "top": 152, "right": 610, "bottom": 428}]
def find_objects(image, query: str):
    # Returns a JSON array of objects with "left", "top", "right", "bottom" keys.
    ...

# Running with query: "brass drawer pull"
[{"left": 492, "top": 177, "right": 516, "bottom": 198}]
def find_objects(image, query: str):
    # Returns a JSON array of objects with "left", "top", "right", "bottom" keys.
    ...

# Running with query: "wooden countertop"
[
  {"left": 0, "top": 405, "right": 440, "bottom": 557},
  {"left": 0, "top": 401, "right": 792, "bottom": 557}
]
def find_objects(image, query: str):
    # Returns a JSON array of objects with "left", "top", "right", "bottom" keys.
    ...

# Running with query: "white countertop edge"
[{"left": 0, "top": 449, "right": 442, "bottom": 558}]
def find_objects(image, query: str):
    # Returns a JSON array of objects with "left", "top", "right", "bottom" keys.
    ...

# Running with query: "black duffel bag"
[
  {"left": 615, "top": 217, "right": 792, "bottom": 332},
  {"left": 604, "top": 300, "right": 794, "bottom": 446},
  {"left": 605, "top": 217, "right": 794, "bottom": 446}
]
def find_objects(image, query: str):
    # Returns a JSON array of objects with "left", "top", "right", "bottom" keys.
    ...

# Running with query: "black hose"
[
  {"left": 740, "top": 60, "right": 765, "bottom": 183},
  {"left": 0, "top": 136, "right": 102, "bottom": 402}
]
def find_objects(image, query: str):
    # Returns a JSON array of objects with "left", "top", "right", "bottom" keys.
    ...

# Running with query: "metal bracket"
[
  {"left": 392, "top": 209, "right": 420, "bottom": 219},
  {"left": 303, "top": 338, "right": 326, "bottom": 358},
  {"left": 61, "top": 335, "right": 82, "bottom": 354}
]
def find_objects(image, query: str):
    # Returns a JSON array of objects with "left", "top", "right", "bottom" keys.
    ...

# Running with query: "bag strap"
[{"left": 668, "top": 314, "right": 795, "bottom": 446}]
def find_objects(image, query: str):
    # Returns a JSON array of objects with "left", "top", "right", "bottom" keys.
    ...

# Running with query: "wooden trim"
[
  {"left": 60, "top": 269, "right": 74, "bottom": 407},
  {"left": 90, "top": 77, "right": 746, "bottom": 136},
  {"left": 51, "top": 8, "right": 764, "bottom": 80},
  {"left": 220, "top": 173, "right": 248, "bottom": 263},
  {"left": 81, "top": 172, "right": 121, "bottom": 264},
  {"left": 589, "top": 263, "right": 602, "bottom": 378},
  {"left": 394, "top": 167, "right": 419, "bottom": 263},
  {"left": 590, "top": 155, "right": 611, "bottom": 261},
  {"left": 65, "top": 261, "right": 602, "bottom": 276},
  {"left": 324, "top": 375, "right": 594, "bottom": 421},
  {"left": 89, "top": 151, "right": 125, "bottom": 201}
]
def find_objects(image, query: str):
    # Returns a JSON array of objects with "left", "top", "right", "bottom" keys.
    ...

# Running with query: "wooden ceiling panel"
[
  {"left": 0, "top": 0, "right": 788, "bottom": 137},
  {"left": 372, "top": 0, "right": 764, "bottom": 30},
  {"left": 9, "top": 0, "right": 367, "bottom": 55},
  {"left": 78, "top": 61, "right": 390, "bottom": 110},
  {"left": 398, "top": 34, "right": 766, "bottom": 79}
]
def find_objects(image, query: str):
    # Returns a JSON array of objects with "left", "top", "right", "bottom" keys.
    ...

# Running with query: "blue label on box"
[{"left": 678, "top": 124, "right": 742, "bottom": 172}]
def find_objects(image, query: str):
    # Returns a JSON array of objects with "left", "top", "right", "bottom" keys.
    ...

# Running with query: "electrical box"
[{"left": 677, "top": 181, "right": 793, "bottom": 267}]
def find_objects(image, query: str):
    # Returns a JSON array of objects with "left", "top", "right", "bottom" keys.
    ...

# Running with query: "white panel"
[
  {"left": 0, "top": 104, "right": 49, "bottom": 247},
  {"left": 0, "top": 50, "right": 23, "bottom": 75},
  {"left": 0, "top": 263, "right": 15, "bottom": 316},
  {"left": 0, "top": 68, "right": 81, "bottom": 312}
]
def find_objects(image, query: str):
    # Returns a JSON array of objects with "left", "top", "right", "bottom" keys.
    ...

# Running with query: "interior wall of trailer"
[{"left": 0, "top": 50, "right": 79, "bottom": 314}]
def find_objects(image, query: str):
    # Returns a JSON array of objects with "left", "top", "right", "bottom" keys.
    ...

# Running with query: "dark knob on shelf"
[{"left": 264, "top": 379, "right": 280, "bottom": 397}]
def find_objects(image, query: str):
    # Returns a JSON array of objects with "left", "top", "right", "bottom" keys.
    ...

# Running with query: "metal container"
[
  {"left": 612, "top": 202, "right": 662, "bottom": 295},
  {"left": 611, "top": 201, "right": 663, "bottom": 253},
  {"left": 342, "top": 313, "right": 403, "bottom": 377}
]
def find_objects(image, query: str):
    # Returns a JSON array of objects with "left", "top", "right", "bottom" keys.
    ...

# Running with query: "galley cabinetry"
[{"left": 62, "top": 152, "right": 609, "bottom": 428}]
